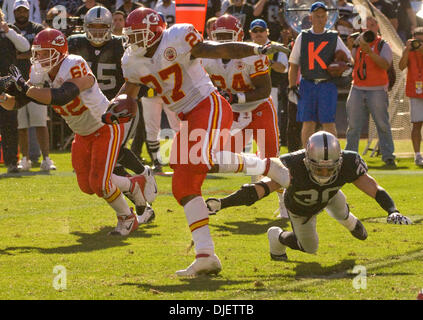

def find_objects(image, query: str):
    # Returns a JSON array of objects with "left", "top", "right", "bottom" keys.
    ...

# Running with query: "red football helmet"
[
  {"left": 30, "top": 28, "right": 68, "bottom": 74},
  {"left": 211, "top": 14, "right": 244, "bottom": 42},
  {"left": 123, "top": 8, "right": 166, "bottom": 56}
]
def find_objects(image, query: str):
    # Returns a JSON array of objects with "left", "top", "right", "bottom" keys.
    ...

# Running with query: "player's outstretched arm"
[
  {"left": 115, "top": 81, "right": 142, "bottom": 100},
  {"left": 191, "top": 41, "right": 290, "bottom": 60},
  {"left": 205, "top": 179, "right": 280, "bottom": 214},
  {"left": 352, "top": 173, "right": 412, "bottom": 225}
]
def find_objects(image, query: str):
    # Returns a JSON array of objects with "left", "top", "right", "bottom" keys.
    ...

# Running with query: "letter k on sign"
[{"left": 308, "top": 41, "right": 328, "bottom": 70}]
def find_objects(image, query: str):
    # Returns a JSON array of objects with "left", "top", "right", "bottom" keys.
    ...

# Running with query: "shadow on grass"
[
  {"left": 211, "top": 217, "right": 290, "bottom": 236},
  {"left": 0, "top": 171, "right": 51, "bottom": 179},
  {"left": 120, "top": 277, "right": 251, "bottom": 293},
  {"left": 0, "top": 225, "right": 158, "bottom": 255}
]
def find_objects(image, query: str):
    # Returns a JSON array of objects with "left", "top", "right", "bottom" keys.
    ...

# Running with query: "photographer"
[
  {"left": 399, "top": 27, "right": 423, "bottom": 166},
  {"left": 345, "top": 16, "right": 396, "bottom": 168}
]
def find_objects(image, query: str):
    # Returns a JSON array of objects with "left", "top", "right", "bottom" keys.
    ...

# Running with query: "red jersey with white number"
[
  {"left": 122, "top": 23, "right": 215, "bottom": 115},
  {"left": 30, "top": 54, "right": 109, "bottom": 136},
  {"left": 201, "top": 54, "right": 270, "bottom": 112}
]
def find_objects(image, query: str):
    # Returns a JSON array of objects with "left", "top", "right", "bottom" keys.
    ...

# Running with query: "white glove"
[{"left": 387, "top": 212, "right": 412, "bottom": 225}]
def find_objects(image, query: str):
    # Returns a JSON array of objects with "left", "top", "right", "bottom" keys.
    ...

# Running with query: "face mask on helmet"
[
  {"left": 304, "top": 157, "right": 342, "bottom": 185},
  {"left": 211, "top": 30, "right": 237, "bottom": 42},
  {"left": 30, "top": 47, "right": 62, "bottom": 74},
  {"left": 123, "top": 28, "right": 156, "bottom": 56},
  {"left": 85, "top": 23, "right": 112, "bottom": 45}
]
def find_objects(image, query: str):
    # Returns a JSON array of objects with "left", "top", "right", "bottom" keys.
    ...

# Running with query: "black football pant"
[{"left": 0, "top": 107, "right": 18, "bottom": 167}]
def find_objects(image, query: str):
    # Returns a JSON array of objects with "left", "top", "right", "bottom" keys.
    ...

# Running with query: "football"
[
  {"left": 101, "top": 94, "right": 138, "bottom": 124},
  {"left": 327, "top": 61, "right": 349, "bottom": 78}
]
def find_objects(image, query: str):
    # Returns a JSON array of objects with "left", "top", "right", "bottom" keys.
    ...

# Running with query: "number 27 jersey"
[{"left": 122, "top": 24, "right": 216, "bottom": 115}]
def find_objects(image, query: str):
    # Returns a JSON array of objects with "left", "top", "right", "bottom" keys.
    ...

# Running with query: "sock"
[
  {"left": 117, "top": 147, "right": 146, "bottom": 174},
  {"left": 104, "top": 188, "right": 131, "bottom": 216},
  {"left": 337, "top": 212, "right": 358, "bottom": 231},
  {"left": 277, "top": 191, "right": 289, "bottom": 219},
  {"left": 214, "top": 151, "right": 267, "bottom": 175},
  {"left": 415, "top": 152, "right": 421, "bottom": 159},
  {"left": 146, "top": 140, "right": 161, "bottom": 162},
  {"left": 111, "top": 174, "right": 131, "bottom": 193},
  {"left": 184, "top": 196, "right": 214, "bottom": 254}
]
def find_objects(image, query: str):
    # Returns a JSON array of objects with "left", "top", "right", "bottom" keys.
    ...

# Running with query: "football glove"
[
  {"left": 387, "top": 211, "right": 412, "bottom": 225},
  {"left": 9, "top": 65, "right": 30, "bottom": 94},
  {"left": 287, "top": 85, "right": 300, "bottom": 105},
  {"left": 0, "top": 75, "right": 12, "bottom": 95},
  {"left": 257, "top": 42, "right": 290, "bottom": 55}
]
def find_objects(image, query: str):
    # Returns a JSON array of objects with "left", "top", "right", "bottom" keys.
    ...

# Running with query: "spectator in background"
[
  {"left": 205, "top": 0, "right": 222, "bottom": 31},
  {"left": 0, "top": 7, "right": 30, "bottom": 173},
  {"left": 288, "top": 2, "right": 351, "bottom": 146},
  {"left": 249, "top": 18, "right": 288, "bottom": 148},
  {"left": 154, "top": 0, "right": 175, "bottom": 27},
  {"left": 252, "top": 0, "right": 282, "bottom": 41},
  {"left": 74, "top": 0, "right": 102, "bottom": 21},
  {"left": 47, "top": 0, "right": 83, "bottom": 16},
  {"left": 2, "top": 0, "right": 41, "bottom": 23},
  {"left": 117, "top": 0, "right": 144, "bottom": 16},
  {"left": 13, "top": 0, "right": 55, "bottom": 172},
  {"left": 225, "top": 0, "right": 255, "bottom": 40},
  {"left": 369, "top": 0, "right": 398, "bottom": 30},
  {"left": 112, "top": 10, "right": 125, "bottom": 36},
  {"left": 345, "top": 16, "right": 397, "bottom": 168},
  {"left": 335, "top": 0, "right": 356, "bottom": 42},
  {"left": 396, "top": 0, "right": 417, "bottom": 43},
  {"left": 399, "top": 27, "right": 423, "bottom": 166}
]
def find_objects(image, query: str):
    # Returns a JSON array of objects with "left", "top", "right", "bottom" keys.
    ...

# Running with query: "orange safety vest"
[
  {"left": 353, "top": 37, "right": 389, "bottom": 87},
  {"left": 405, "top": 50, "right": 423, "bottom": 98}
]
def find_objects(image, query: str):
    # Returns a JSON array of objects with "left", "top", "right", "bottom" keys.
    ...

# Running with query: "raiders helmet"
[
  {"left": 304, "top": 131, "right": 343, "bottom": 185},
  {"left": 84, "top": 6, "right": 113, "bottom": 45}
]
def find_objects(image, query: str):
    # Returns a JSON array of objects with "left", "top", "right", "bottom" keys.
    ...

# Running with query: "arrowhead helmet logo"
[
  {"left": 142, "top": 13, "right": 160, "bottom": 25},
  {"left": 51, "top": 35, "right": 66, "bottom": 46}
]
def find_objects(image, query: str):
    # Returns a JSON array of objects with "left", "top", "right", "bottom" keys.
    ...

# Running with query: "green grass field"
[{"left": 0, "top": 140, "right": 422, "bottom": 300}]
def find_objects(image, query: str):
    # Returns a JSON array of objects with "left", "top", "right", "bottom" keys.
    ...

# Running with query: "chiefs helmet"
[
  {"left": 211, "top": 14, "right": 244, "bottom": 42},
  {"left": 30, "top": 28, "right": 68, "bottom": 74},
  {"left": 123, "top": 8, "right": 166, "bottom": 56}
]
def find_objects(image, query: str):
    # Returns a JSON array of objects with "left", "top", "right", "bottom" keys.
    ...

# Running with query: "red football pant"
[
  {"left": 170, "top": 92, "right": 233, "bottom": 204},
  {"left": 230, "top": 98, "right": 280, "bottom": 158},
  {"left": 71, "top": 124, "right": 124, "bottom": 198}
]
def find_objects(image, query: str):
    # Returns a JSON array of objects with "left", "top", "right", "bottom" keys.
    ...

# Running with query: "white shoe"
[
  {"left": 108, "top": 209, "right": 139, "bottom": 236},
  {"left": 175, "top": 253, "right": 222, "bottom": 277},
  {"left": 415, "top": 156, "right": 423, "bottom": 166},
  {"left": 205, "top": 198, "right": 221, "bottom": 215},
  {"left": 267, "top": 226, "right": 287, "bottom": 261},
  {"left": 17, "top": 157, "right": 32, "bottom": 172},
  {"left": 40, "top": 157, "right": 56, "bottom": 171},
  {"left": 137, "top": 204, "right": 155, "bottom": 224},
  {"left": 143, "top": 166, "right": 158, "bottom": 203}
]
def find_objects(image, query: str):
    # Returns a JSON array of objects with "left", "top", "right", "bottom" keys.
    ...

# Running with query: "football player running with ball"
[
  {"left": 115, "top": 7, "right": 289, "bottom": 276},
  {"left": 0, "top": 28, "right": 157, "bottom": 236},
  {"left": 206, "top": 131, "right": 412, "bottom": 260}
]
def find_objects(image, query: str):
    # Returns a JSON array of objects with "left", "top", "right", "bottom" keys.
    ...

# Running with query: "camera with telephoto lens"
[
  {"left": 410, "top": 39, "right": 422, "bottom": 51},
  {"left": 351, "top": 30, "right": 375, "bottom": 48}
]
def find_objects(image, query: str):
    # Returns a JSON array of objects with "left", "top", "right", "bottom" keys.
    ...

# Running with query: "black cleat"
[
  {"left": 270, "top": 253, "right": 288, "bottom": 261},
  {"left": 350, "top": 220, "right": 368, "bottom": 240}
]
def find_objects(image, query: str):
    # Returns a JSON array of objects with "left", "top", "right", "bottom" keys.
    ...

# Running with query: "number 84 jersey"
[
  {"left": 122, "top": 23, "right": 216, "bottom": 115},
  {"left": 30, "top": 54, "right": 109, "bottom": 136},
  {"left": 281, "top": 150, "right": 368, "bottom": 217}
]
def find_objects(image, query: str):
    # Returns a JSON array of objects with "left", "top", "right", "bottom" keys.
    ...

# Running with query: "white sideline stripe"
[
  {"left": 273, "top": 249, "right": 423, "bottom": 292},
  {"left": 368, "top": 170, "right": 423, "bottom": 175}
]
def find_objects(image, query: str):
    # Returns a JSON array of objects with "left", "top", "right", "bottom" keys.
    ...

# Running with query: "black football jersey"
[
  {"left": 280, "top": 149, "right": 368, "bottom": 217},
  {"left": 67, "top": 34, "right": 125, "bottom": 100}
]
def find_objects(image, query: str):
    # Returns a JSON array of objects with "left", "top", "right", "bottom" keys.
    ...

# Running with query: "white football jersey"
[
  {"left": 122, "top": 23, "right": 215, "bottom": 115},
  {"left": 30, "top": 54, "right": 109, "bottom": 136},
  {"left": 202, "top": 54, "right": 271, "bottom": 112}
]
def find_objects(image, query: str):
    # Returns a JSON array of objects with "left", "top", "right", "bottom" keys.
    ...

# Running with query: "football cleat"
[
  {"left": 124, "top": 169, "right": 158, "bottom": 206},
  {"left": 175, "top": 253, "right": 222, "bottom": 277},
  {"left": 387, "top": 212, "right": 412, "bottom": 225},
  {"left": 136, "top": 204, "right": 156, "bottom": 224},
  {"left": 205, "top": 198, "right": 221, "bottom": 215},
  {"left": 17, "top": 157, "right": 32, "bottom": 172},
  {"left": 267, "top": 226, "right": 287, "bottom": 261},
  {"left": 108, "top": 209, "right": 139, "bottom": 236},
  {"left": 40, "top": 157, "right": 56, "bottom": 171},
  {"left": 350, "top": 219, "right": 368, "bottom": 240}
]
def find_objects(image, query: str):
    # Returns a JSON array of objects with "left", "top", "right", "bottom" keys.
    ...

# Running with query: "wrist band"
[
  {"left": 236, "top": 92, "right": 246, "bottom": 104},
  {"left": 253, "top": 45, "right": 260, "bottom": 55}
]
